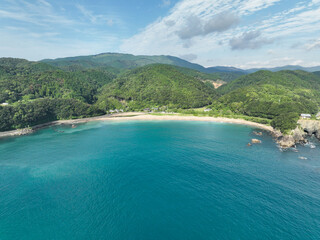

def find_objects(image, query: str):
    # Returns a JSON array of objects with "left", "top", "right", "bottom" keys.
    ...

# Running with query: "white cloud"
[
  {"left": 229, "top": 30, "right": 273, "bottom": 50},
  {"left": 305, "top": 39, "right": 320, "bottom": 50},
  {"left": 76, "top": 4, "right": 113, "bottom": 26},
  {"left": 120, "top": 0, "right": 320, "bottom": 68},
  {"left": 121, "top": 0, "right": 280, "bottom": 54}
]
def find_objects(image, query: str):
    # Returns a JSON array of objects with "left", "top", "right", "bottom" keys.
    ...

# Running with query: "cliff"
[{"left": 277, "top": 120, "right": 320, "bottom": 149}]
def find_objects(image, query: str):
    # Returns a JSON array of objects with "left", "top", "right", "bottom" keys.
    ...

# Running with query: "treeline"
[{"left": 0, "top": 99, "right": 103, "bottom": 131}]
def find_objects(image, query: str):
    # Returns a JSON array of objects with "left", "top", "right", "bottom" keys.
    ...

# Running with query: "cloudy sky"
[{"left": 0, "top": 0, "right": 319, "bottom": 68}]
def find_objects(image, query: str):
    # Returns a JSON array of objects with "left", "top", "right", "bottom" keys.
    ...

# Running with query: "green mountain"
[
  {"left": 2, "top": 56, "right": 320, "bottom": 134},
  {"left": 0, "top": 67, "right": 115, "bottom": 104},
  {"left": 42, "top": 53, "right": 206, "bottom": 72},
  {"left": 0, "top": 58, "right": 116, "bottom": 131},
  {"left": 0, "top": 58, "right": 57, "bottom": 75},
  {"left": 313, "top": 71, "right": 320, "bottom": 77},
  {"left": 173, "top": 66, "right": 244, "bottom": 83},
  {"left": 247, "top": 65, "right": 320, "bottom": 73},
  {"left": 96, "top": 64, "right": 217, "bottom": 110},
  {"left": 214, "top": 70, "right": 320, "bottom": 132}
]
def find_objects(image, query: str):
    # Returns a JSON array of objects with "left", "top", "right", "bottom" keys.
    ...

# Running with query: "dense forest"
[
  {"left": 215, "top": 70, "right": 320, "bottom": 132},
  {"left": 1, "top": 57, "right": 320, "bottom": 133},
  {"left": 96, "top": 64, "right": 217, "bottom": 110}
]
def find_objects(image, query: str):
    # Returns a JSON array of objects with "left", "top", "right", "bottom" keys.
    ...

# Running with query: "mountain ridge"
[{"left": 41, "top": 52, "right": 320, "bottom": 73}]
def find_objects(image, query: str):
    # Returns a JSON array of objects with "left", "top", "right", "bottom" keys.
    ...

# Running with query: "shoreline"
[{"left": 0, "top": 113, "right": 275, "bottom": 139}]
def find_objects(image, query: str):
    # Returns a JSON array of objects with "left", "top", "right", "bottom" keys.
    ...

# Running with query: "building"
[
  {"left": 204, "top": 108, "right": 212, "bottom": 112},
  {"left": 301, "top": 114, "right": 311, "bottom": 119}
]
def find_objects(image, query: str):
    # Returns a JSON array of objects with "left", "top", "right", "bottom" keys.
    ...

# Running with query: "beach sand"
[{"left": 0, "top": 112, "right": 274, "bottom": 139}]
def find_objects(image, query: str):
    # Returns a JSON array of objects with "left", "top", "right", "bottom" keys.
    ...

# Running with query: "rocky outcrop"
[
  {"left": 0, "top": 128, "right": 34, "bottom": 138},
  {"left": 251, "top": 139, "right": 262, "bottom": 144},
  {"left": 253, "top": 131, "right": 263, "bottom": 136},
  {"left": 277, "top": 135, "right": 296, "bottom": 149},
  {"left": 298, "top": 120, "right": 320, "bottom": 140},
  {"left": 276, "top": 120, "right": 320, "bottom": 149}
]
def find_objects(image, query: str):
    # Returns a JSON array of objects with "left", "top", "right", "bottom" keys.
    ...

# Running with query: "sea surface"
[{"left": 0, "top": 121, "right": 319, "bottom": 240}]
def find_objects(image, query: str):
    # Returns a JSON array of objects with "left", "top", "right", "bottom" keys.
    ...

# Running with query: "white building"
[{"left": 301, "top": 114, "right": 311, "bottom": 119}]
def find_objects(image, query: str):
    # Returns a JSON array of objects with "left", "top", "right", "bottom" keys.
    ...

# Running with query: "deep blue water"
[{"left": 0, "top": 121, "right": 320, "bottom": 240}]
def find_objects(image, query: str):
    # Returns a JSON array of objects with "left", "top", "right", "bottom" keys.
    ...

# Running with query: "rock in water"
[
  {"left": 253, "top": 131, "right": 263, "bottom": 136},
  {"left": 277, "top": 135, "right": 295, "bottom": 149},
  {"left": 251, "top": 139, "right": 262, "bottom": 144}
]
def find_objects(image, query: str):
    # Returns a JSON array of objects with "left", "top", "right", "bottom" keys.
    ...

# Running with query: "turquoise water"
[{"left": 0, "top": 121, "right": 320, "bottom": 240}]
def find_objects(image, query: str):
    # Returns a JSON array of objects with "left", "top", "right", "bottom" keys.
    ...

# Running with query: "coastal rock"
[
  {"left": 277, "top": 135, "right": 295, "bottom": 149},
  {"left": 17, "top": 128, "right": 34, "bottom": 136},
  {"left": 253, "top": 131, "right": 263, "bottom": 136},
  {"left": 276, "top": 121, "right": 320, "bottom": 149},
  {"left": 271, "top": 130, "right": 283, "bottom": 138},
  {"left": 292, "top": 127, "right": 307, "bottom": 143},
  {"left": 251, "top": 139, "right": 262, "bottom": 144},
  {"left": 298, "top": 120, "right": 320, "bottom": 140}
]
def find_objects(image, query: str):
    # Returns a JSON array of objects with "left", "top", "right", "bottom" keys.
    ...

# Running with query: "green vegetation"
[
  {"left": 271, "top": 113, "right": 300, "bottom": 133},
  {"left": 42, "top": 53, "right": 206, "bottom": 72},
  {"left": 173, "top": 66, "right": 244, "bottom": 82},
  {"left": 0, "top": 99, "right": 102, "bottom": 131},
  {"left": 1, "top": 56, "right": 320, "bottom": 134},
  {"left": 0, "top": 59, "right": 115, "bottom": 104},
  {"left": 96, "top": 64, "right": 217, "bottom": 110},
  {"left": 213, "top": 70, "right": 320, "bottom": 132}
]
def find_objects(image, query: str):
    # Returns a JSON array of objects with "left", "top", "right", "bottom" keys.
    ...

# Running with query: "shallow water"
[{"left": 0, "top": 121, "right": 319, "bottom": 240}]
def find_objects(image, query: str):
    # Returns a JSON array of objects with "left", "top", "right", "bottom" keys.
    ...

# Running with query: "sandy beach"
[
  {"left": 100, "top": 114, "right": 274, "bottom": 132},
  {"left": 0, "top": 112, "right": 274, "bottom": 139}
]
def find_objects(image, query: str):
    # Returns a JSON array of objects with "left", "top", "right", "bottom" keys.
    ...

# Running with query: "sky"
[{"left": 0, "top": 0, "right": 319, "bottom": 68}]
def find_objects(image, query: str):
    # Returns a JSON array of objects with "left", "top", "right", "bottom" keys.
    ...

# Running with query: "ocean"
[{"left": 0, "top": 121, "right": 319, "bottom": 240}]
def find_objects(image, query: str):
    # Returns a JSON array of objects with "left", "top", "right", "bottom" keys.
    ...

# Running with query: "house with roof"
[{"left": 301, "top": 114, "right": 311, "bottom": 119}]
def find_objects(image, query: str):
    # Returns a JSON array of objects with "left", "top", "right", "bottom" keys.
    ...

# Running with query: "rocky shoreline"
[{"left": 276, "top": 120, "right": 320, "bottom": 149}]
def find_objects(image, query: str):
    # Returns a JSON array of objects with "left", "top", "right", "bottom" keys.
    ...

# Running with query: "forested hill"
[
  {"left": 0, "top": 59, "right": 217, "bottom": 131},
  {"left": 214, "top": 70, "right": 320, "bottom": 132},
  {"left": 0, "top": 59, "right": 115, "bottom": 104},
  {"left": 42, "top": 53, "right": 206, "bottom": 73},
  {"left": 173, "top": 66, "right": 244, "bottom": 83},
  {"left": 313, "top": 71, "right": 320, "bottom": 77},
  {"left": 96, "top": 64, "right": 217, "bottom": 110},
  {"left": 0, "top": 58, "right": 115, "bottom": 131},
  {"left": 218, "top": 70, "right": 320, "bottom": 94},
  {"left": 1, "top": 57, "right": 320, "bottom": 134}
]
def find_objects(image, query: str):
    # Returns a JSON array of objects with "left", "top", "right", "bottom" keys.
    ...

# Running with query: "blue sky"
[{"left": 0, "top": 0, "right": 319, "bottom": 68}]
